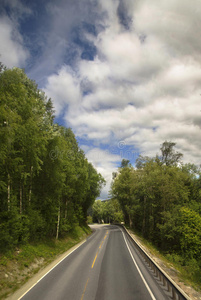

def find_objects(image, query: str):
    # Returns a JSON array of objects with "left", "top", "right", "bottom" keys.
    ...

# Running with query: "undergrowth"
[{"left": 0, "top": 225, "right": 91, "bottom": 300}]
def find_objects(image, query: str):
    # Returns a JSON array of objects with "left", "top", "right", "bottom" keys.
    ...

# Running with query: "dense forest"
[
  {"left": 0, "top": 64, "right": 105, "bottom": 252},
  {"left": 90, "top": 198, "right": 123, "bottom": 224},
  {"left": 111, "top": 142, "right": 201, "bottom": 281}
]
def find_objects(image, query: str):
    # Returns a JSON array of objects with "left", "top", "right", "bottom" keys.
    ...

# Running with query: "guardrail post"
[
  {"left": 167, "top": 281, "right": 170, "bottom": 292},
  {"left": 122, "top": 225, "right": 189, "bottom": 300},
  {"left": 156, "top": 268, "right": 158, "bottom": 277},
  {"left": 172, "top": 287, "right": 176, "bottom": 300}
]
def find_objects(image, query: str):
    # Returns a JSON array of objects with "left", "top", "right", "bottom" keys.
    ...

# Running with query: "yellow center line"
[
  {"left": 91, "top": 253, "right": 98, "bottom": 269},
  {"left": 99, "top": 241, "right": 103, "bottom": 249},
  {"left": 81, "top": 278, "right": 89, "bottom": 300},
  {"left": 81, "top": 230, "right": 110, "bottom": 299},
  {"left": 92, "top": 230, "right": 109, "bottom": 268}
]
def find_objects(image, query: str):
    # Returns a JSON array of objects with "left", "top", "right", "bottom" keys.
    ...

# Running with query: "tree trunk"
[
  {"left": 56, "top": 206, "right": 60, "bottom": 240},
  {"left": 65, "top": 199, "right": 67, "bottom": 219},
  {"left": 142, "top": 196, "right": 146, "bottom": 235},
  {"left": 128, "top": 213, "right": 133, "bottom": 228},
  {"left": 20, "top": 180, "right": 22, "bottom": 214},
  {"left": 28, "top": 166, "right": 33, "bottom": 206},
  {"left": 8, "top": 174, "right": 11, "bottom": 211}
]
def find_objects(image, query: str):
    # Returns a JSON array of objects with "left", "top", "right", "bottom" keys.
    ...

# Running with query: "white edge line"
[
  {"left": 124, "top": 227, "right": 191, "bottom": 300},
  {"left": 18, "top": 239, "right": 86, "bottom": 300},
  {"left": 121, "top": 230, "right": 157, "bottom": 300}
]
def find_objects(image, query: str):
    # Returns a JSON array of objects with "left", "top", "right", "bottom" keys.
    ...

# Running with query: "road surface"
[{"left": 20, "top": 225, "right": 169, "bottom": 300}]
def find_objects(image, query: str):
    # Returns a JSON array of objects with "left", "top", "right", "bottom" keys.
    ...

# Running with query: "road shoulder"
[
  {"left": 6, "top": 239, "right": 87, "bottom": 300},
  {"left": 127, "top": 228, "right": 201, "bottom": 300}
]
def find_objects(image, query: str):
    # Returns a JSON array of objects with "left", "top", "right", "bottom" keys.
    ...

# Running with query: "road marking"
[
  {"left": 81, "top": 278, "right": 89, "bottom": 300},
  {"left": 122, "top": 231, "right": 156, "bottom": 300},
  {"left": 91, "top": 253, "right": 98, "bottom": 268},
  {"left": 99, "top": 241, "right": 103, "bottom": 249},
  {"left": 91, "top": 229, "right": 109, "bottom": 268},
  {"left": 18, "top": 229, "right": 110, "bottom": 300},
  {"left": 83, "top": 229, "right": 109, "bottom": 298},
  {"left": 18, "top": 239, "right": 87, "bottom": 300}
]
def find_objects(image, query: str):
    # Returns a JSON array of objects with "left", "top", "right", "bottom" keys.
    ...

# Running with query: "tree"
[
  {"left": 92, "top": 200, "right": 103, "bottom": 223},
  {"left": 178, "top": 207, "right": 201, "bottom": 260},
  {"left": 111, "top": 164, "right": 134, "bottom": 227},
  {"left": 91, "top": 199, "right": 123, "bottom": 224},
  {"left": 0, "top": 65, "right": 105, "bottom": 249},
  {"left": 120, "top": 159, "right": 130, "bottom": 168},
  {"left": 160, "top": 141, "right": 183, "bottom": 166}
]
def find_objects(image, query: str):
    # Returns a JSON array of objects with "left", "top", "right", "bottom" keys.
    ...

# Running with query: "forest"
[
  {"left": 90, "top": 198, "right": 123, "bottom": 224},
  {"left": 111, "top": 142, "right": 201, "bottom": 283},
  {"left": 0, "top": 63, "right": 105, "bottom": 252}
]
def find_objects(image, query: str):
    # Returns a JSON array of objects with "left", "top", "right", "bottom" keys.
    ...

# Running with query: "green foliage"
[
  {"left": 160, "top": 141, "right": 183, "bottom": 166},
  {"left": 91, "top": 199, "right": 123, "bottom": 224},
  {"left": 92, "top": 200, "right": 103, "bottom": 223},
  {"left": 0, "top": 225, "right": 91, "bottom": 299},
  {"left": 111, "top": 148, "right": 201, "bottom": 273},
  {"left": 178, "top": 207, "right": 201, "bottom": 260},
  {"left": 0, "top": 212, "right": 29, "bottom": 251},
  {"left": 0, "top": 65, "right": 105, "bottom": 252},
  {"left": 87, "top": 215, "right": 93, "bottom": 224}
]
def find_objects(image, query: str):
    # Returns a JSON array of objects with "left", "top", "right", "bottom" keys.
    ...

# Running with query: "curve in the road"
[{"left": 18, "top": 225, "right": 170, "bottom": 300}]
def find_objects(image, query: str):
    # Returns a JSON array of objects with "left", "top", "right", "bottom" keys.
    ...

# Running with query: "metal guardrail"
[{"left": 120, "top": 225, "right": 191, "bottom": 300}]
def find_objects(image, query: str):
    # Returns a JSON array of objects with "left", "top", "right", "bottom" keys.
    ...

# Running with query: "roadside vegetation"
[
  {"left": 0, "top": 225, "right": 91, "bottom": 299},
  {"left": 90, "top": 198, "right": 124, "bottom": 224},
  {"left": 0, "top": 63, "right": 105, "bottom": 252},
  {"left": 111, "top": 142, "right": 201, "bottom": 289},
  {"left": 0, "top": 63, "right": 105, "bottom": 297}
]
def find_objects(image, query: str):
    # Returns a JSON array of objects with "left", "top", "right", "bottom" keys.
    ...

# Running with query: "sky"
[{"left": 1, "top": 0, "right": 201, "bottom": 199}]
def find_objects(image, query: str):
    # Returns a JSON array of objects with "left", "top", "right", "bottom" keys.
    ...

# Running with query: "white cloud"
[
  {"left": 133, "top": 0, "right": 201, "bottom": 61},
  {"left": 0, "top": 0, "right": 31, "bottom": 67},
  {"left": 85, "top": 147, "right": 121, "bottom": 199},
  {"left": 4, "top": 0, "right": 201, "bottom": 200},
  {"left": 0, "top": 15, "right": 29, "bottom": 67},
  {"left": 44, "top": 66, "right": 81, "bottom": 116},
  {"left": 42, "top": 0, "right": 201, "bottom": 197},
  {"left": 79, "top": 58, "right": 110, "bottom": 87}
]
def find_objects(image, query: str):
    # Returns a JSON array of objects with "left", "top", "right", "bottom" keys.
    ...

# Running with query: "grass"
[{"left": 0, "top": 225, "right": 92, "bottom": 300}]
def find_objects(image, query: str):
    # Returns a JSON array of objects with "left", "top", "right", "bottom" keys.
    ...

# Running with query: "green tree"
[
  {"left": 178, "top": 207, "right": 201, "bottom": 260},
  {"left": 92, "top": 200, "right": 103, "bottom": 223},
  {"left": 111, "top": 161, "right": 134, "bottom": 227},
  {"left": 0, "top": 65, "right": 105, "bottom": 249},
  {"left": 160, "top": 141, "right": 183, "bottom": 166},
  {"left": 111, "top": 142, "right": 201, "bottom": 255}
]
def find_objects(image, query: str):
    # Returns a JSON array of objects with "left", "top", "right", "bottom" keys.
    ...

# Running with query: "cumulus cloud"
[
  {"left": 43, "top": 1, "right": 201, "bottom": 171},
  {"left": 26, "top": 0, "right": 103, "bottom": 85},
  {"left": 0, "top": 15, "right": 29, "bottom": 67},
  {"left": 44, "top": 66, "right": 81, "bottom": 116},
  {"left": 3, "top": 0, "right": 199, "bottom": 198},
  {"left": 133, "top": 0, "right": 201, "bottom": 62},
  {"left": 0, "top": 0, "right": 31, "bottom": 67}
]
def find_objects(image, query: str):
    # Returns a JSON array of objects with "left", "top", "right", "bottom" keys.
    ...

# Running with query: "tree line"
[
  {"left": 0, "top": 64, "right": 105, "bottom": 251},
  {"left": 90, "top": 199, "right": 123, "bottom": 224},
  {"left": 111, "top": 142, "right": 201, "bottom": 275}
]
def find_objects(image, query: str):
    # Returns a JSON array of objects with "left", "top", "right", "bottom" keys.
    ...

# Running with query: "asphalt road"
[{"left": 20, "top": 225, "right": 169, "bottom": 300}]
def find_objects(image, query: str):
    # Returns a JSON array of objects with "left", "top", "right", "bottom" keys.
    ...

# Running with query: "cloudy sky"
[{"left": 1, "top": 0, "right": 201, "bottom": 199}]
